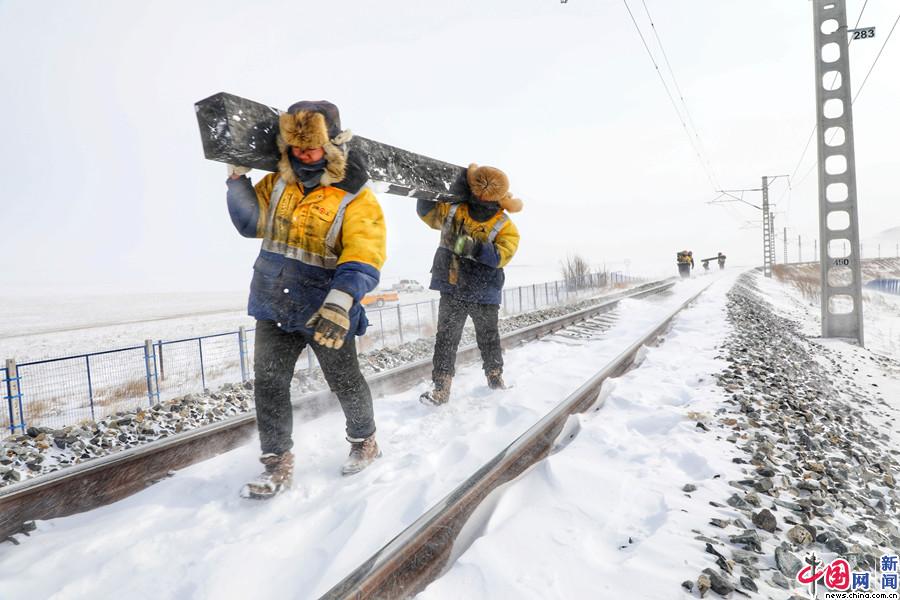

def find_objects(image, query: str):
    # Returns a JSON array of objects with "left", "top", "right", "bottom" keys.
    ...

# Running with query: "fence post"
[
  {"left": 397, "top": 304, "right": 404, "bottom": 344},
  {"left": 415, "top": 303, "right": 421, "bottom": 338},
  {"left": 157, "top": 339, "right": 165, "bottom": 381},
  {"left": 144, "top": 340, "right": 160, "bottom": 406},
  {"left": 85, "top": 355, "right": 95, "bottom": 422},
  {"left": 518, "top": 286, "right": 523, "bottom": 313},
  {"left": 532, "top": 284, "right": 537, "bottom": 310},
  {"left": 5, "top": 359, "right": 23, "bottom": 434},
  {"left": 197, "top": 338, "right": 207, "bottom": 392},
  {"left": 238, "top": 327, "right": 249, "bottom": 382},
  {"left": 430, "top": 299, "right": 437, "bottom": 329}
]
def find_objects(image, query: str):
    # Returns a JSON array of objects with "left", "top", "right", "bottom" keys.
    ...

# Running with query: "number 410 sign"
[{"left": 848, "top": 27, "right": 876, "bottom": 39}]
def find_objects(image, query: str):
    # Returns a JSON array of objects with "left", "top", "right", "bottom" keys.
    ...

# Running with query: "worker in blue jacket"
[
  {"left": 417, "top": 164, "right": 522, "bottom": 405},
  {"left": 225, "top": 100, "right": 386, "bottom": 498}
]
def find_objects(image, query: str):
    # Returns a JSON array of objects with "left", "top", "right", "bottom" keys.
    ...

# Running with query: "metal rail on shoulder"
[
  {"left": 318, "top": 282, "right": 710, "bottom": 599},
  {"left": 0, "top": 279, "right": 674, "bottom": 539}
]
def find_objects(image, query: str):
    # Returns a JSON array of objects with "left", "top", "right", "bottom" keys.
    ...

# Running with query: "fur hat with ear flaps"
[
  {"left": 277, "top": 100, "right": 354, "bottom": 187},
  {"left": 466, "top": 163, "right": 523, "bottom": 213}
]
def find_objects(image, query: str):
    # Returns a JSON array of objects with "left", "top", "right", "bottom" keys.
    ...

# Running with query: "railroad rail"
[
  {"left": 319, "top": 282, "right": 711, "bottom": 599},
  {"left": 0, "top": 278, "right": 675, "bottom": 540}
]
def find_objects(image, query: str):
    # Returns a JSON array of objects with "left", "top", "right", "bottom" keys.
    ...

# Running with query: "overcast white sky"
[{"left": 1, "top": 0, "right": 897, "bottom": 295}]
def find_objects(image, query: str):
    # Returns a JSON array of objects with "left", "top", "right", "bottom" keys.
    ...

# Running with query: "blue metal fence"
[
  {"left": 3, "top": 270, "right": 638, "bottom": 433},
  {"left": 865, "top": 279, "right": 900, "bottom": 295}
]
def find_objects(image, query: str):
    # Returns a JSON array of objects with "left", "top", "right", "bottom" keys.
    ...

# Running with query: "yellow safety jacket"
[
  {"left": 227, "top": 167, "right": 386, "bottom": 335},
  {"left": 419, "top": 201, "right": 519, "bottom": 304}
]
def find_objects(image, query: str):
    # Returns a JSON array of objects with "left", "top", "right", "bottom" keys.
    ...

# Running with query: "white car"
[{"left": 391, "top": 279, "right": 425, "bottom": 293}]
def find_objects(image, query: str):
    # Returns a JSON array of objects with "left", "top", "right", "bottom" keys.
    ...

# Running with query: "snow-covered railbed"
[
  {"left": 0, "top": 277, "right": 715, "bottom": 599},
  {"left": 419, "top": 271, "right": 899, "bottom": 599}
]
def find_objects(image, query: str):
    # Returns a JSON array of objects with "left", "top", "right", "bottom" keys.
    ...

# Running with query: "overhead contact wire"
[
  {"left": 639, "top": 0, "right": 722, "bottom": 191},
  {"left": 622, "top": 0, "right": 719, "bottom": 193}
]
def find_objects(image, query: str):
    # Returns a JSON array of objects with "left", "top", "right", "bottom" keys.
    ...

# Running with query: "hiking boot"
[
  {"left": 341, "top": 434, "right": 382, "bottom": 476},
  {"left": 241, "top": 451, "right": 294, "bottom": 499},
  {"left": 419, "top": 374, "right": 452, "bottom": 406},
  {"left": 486, "top": 369, "right": 507, "bottom": 390}
]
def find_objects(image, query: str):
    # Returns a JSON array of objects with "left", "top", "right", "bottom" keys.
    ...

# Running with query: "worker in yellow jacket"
[
  {"left": 225, "top": 100, "right": 386, "bottom": 499},
  {"left": 417, "top": 164, "right": 521, "bottom": 405}
]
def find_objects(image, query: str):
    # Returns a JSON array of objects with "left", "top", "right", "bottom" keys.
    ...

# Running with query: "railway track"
[
  {"left": 0, "top": 278, "right": 675, "bottom": 541},
  {"left": 318, "top": 281, "right": 711, "bottom": 600}
]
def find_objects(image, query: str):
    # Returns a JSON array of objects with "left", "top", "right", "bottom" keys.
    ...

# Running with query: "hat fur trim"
[
  {"left": 279, "top": 111, "right": 330, "bottom": 151},
  {"left": 499, "top": 192, "right": 523, "bottom": 213},
  {"left": 467, "top": 163, "right": 509, "bottom": 203},
  {"left": 276, "top": 111, "right": 353, "bottom": 187}
]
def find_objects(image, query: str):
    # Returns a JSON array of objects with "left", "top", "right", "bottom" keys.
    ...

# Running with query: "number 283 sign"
[{"left": 848, "top": 27, "right": 876, "bottom": 39}]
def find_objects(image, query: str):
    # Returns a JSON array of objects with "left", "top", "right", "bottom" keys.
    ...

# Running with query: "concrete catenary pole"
[
  {"left": 784, "top": 227, "right": 789, "bottom": 265},
  {"left": 812, "top": 0, "right": 864, "bottom": 345},
  {"left": 762, "top": 176, "right": 773, "bottom": 277}
]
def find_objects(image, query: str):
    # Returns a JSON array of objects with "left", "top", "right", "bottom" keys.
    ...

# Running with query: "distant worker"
[
  {"left": 676, "top": 250, "right": 694, "bottom": 279},
  {"left": 417, "top": 164, "right": 522, "bottom": 405},
  {"left": 701, "top": 259, "right": 710, "bottom": 271},
  {"left": 225, "top": 100, "right": 386, "bottom": 499},
  {"left": 717, "top": 252, "right": 726, "bottom": 270}
]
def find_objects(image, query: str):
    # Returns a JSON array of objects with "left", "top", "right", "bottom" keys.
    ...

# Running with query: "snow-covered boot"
[
  {"left": 241, "top": 451, "right": 294, "bottom": 499},
  {"left": 486, "top": 369, "right": 507, "bottom": 390},
  {"left": 419, "top": 374, "right": 452, "bottom": 406},
  {"left": 341, "top": 434, "right": 382, "bottom": 476}
]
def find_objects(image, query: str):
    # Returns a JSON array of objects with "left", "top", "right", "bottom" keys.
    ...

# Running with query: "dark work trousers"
[
  {"left": 253, "top": 320, "right": 375, "bottom": 455},
  {"left": 432, "top": 292, "right": 502, "bottom": 380}
]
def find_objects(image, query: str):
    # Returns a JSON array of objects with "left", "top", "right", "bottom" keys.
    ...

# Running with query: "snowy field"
[
  {"left": 0, "top": 273, "right": 723, "bottom": 599},
  {"left": 0, "top": 265, "right": 617, "bottom": 363},
  {"left": 0, "top": 291, "right": 252, "bottom": 363}
]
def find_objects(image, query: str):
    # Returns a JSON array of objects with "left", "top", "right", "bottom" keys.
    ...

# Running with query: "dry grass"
[
  {"left": 95, "top": 378, "right": 148, "bottom": 408},
  {"left": 773, "top": 264, "right": 822, "bottom": 301},
  {"left": 774, "top": 258, "right": 900, "bottom": 302},
  {"left": 4, "top": 396, "right": 57, "bottom": 432}
]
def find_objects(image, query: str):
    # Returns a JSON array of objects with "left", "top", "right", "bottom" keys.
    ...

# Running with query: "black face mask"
[
  {"left": 289, "top": 155, "right": 327, "bottom": 190},
  {"left": 467, "top": 199, "right": 500, "bottom": 222}
]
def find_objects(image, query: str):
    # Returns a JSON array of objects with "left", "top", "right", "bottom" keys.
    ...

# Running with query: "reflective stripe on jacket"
[
  {"left": 419, "top": 200, "right": 519, "bottom": 305},
  {"left": 227, "top": 172, "right": 386, "bottom": 335}
]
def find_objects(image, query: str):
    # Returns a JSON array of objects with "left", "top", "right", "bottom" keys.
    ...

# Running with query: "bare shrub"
[{"left": 561, "top": 254, "right": 592, "bottom": 288}]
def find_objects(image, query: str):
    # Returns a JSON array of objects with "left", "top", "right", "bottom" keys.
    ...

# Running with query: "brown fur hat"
[
  {"left": 467, "top": 163, "right": 509, "bottom": 202},
  {"left": 276, "top": 100, "right": 353, "bottom": 187},
  {"left": 467, "top": 163, "right": 523, "bottom": 213}
]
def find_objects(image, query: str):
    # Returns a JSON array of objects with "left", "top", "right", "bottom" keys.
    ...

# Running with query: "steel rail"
[
  {"left": 0, "top": 279, "right": 675, "bottom": 539},
  {"left": 319, "top": 282, "right": 710, "bottom": 600}
]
